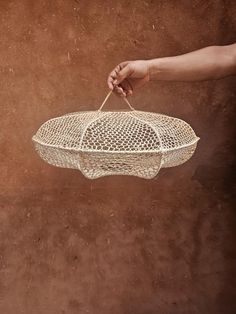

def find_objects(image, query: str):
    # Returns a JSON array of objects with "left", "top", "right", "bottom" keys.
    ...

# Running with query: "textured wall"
[{"left": 0, "top": 1, "right": 236, "bottom": 313}]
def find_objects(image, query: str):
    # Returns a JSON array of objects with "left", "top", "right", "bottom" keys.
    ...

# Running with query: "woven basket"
[{"left": 32, "top": 92, "right": 199, "bottom": 179}]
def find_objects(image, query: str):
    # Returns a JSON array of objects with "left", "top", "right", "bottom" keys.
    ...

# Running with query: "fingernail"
[{"left": 113, "top": 79, "right": 118, "bottom": 85}]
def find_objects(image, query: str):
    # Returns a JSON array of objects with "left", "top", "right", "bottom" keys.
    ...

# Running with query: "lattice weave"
[{"left": 32, "top": 92, "right": 199, "bottom": 179}]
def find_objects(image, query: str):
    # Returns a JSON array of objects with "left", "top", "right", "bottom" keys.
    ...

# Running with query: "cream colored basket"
[{"left": 32, "top": 92, "right": 199, "bottom": 179}]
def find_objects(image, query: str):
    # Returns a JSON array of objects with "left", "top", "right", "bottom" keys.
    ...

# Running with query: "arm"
[
  {"left": 149, "top": 44, "right": 236, "bottom": 81},
  {"left": 108, "top": 44, "right": 236, "bottom": 97}
]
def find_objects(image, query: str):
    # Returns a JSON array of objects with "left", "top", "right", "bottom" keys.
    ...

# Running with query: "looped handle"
[{"left": 98, "top": 91, "right": 135, "bottom": 111}]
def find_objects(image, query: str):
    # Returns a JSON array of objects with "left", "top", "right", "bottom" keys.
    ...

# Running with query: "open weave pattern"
[{"left": 32, "top": 93, "right": 199, "bottom": 179}]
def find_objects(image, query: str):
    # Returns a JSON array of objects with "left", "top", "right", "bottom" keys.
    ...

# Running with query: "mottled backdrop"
[{"left": 0, "top": 1, "right": 236, "bottom": 314}]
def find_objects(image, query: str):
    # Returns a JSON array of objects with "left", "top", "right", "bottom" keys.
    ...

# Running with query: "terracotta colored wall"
[{"left": 0, "top": 1, "right": 236, "bottom": 313}]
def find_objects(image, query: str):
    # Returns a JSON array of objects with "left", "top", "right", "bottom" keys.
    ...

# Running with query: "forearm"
[{"left": 148, "top": 44, "right": 236, "bottom": 81}]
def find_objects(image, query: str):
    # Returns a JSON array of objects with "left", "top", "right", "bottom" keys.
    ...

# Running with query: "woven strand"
[{"left": 98, "top": 91, "right": 135, "bottom": 111}]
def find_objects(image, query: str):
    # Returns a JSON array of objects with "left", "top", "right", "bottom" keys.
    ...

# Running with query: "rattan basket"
[{"left": 32, "top": 92, "right": 199, "bottom": 179}]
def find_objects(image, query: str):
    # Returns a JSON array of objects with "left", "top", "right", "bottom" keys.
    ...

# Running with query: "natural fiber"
[{"left": 32, "top": 91, "right": 199, "bottom": 179}]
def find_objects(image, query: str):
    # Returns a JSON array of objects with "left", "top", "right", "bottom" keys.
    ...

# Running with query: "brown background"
[{"left": 0, "top": 1, "right": 236, "bottom": 313}]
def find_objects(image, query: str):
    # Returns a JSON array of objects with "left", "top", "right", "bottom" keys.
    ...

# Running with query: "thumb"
[{"left": 114, "top": 64, "right": 133, "bottom": 85}]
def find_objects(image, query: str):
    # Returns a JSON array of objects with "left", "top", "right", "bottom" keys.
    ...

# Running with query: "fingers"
[
  {"left": 112, "top": 78, "right": 133, "bottom": 97},
  {"left": 120, "top": 79, "right": 133, "bottom": 96},
  {"left": 113, "top": 85, "right": 126, "bottom": 97},
  {"left": 107, "top": 61, "right": 129, "bottom": 90},
  {"left": 107, "top": 67, "right": 118, "bottom": 90},
  {"left": 114, "top": 64, "right": 133, "bottom": 85},
  {"left": 107, "top": 61, "right": 134, "bottom": 98}
]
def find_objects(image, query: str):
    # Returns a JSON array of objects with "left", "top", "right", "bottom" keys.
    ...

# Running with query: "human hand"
[{"left": 107, "top": 60, "right": 150, "bottom": 97}]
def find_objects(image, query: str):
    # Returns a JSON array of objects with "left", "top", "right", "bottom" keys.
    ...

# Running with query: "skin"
[{"left": 107, "top": 44, "right": 236, "bottom": 97}]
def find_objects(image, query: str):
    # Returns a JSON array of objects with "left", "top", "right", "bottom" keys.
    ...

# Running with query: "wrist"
[{"left": 147, "top": 59, "right": 161, "bottom": 81}]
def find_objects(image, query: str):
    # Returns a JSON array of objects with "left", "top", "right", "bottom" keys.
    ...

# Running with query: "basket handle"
[{"left": 98, "top": 90, "right": 135, "bottom": 111}]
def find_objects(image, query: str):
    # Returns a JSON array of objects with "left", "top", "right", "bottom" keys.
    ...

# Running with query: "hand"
[{"left": 107, "top": 60, "right": 150, "bottom": 97}]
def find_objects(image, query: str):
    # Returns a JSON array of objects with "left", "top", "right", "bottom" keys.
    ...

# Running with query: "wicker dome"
[{"left": 32, "top": 93, "right": 199, "bottom": 179}]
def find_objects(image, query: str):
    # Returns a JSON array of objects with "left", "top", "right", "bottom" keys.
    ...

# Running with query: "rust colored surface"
[{"left": 0, "top": 1, "right": 236, "bottom": 313}]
